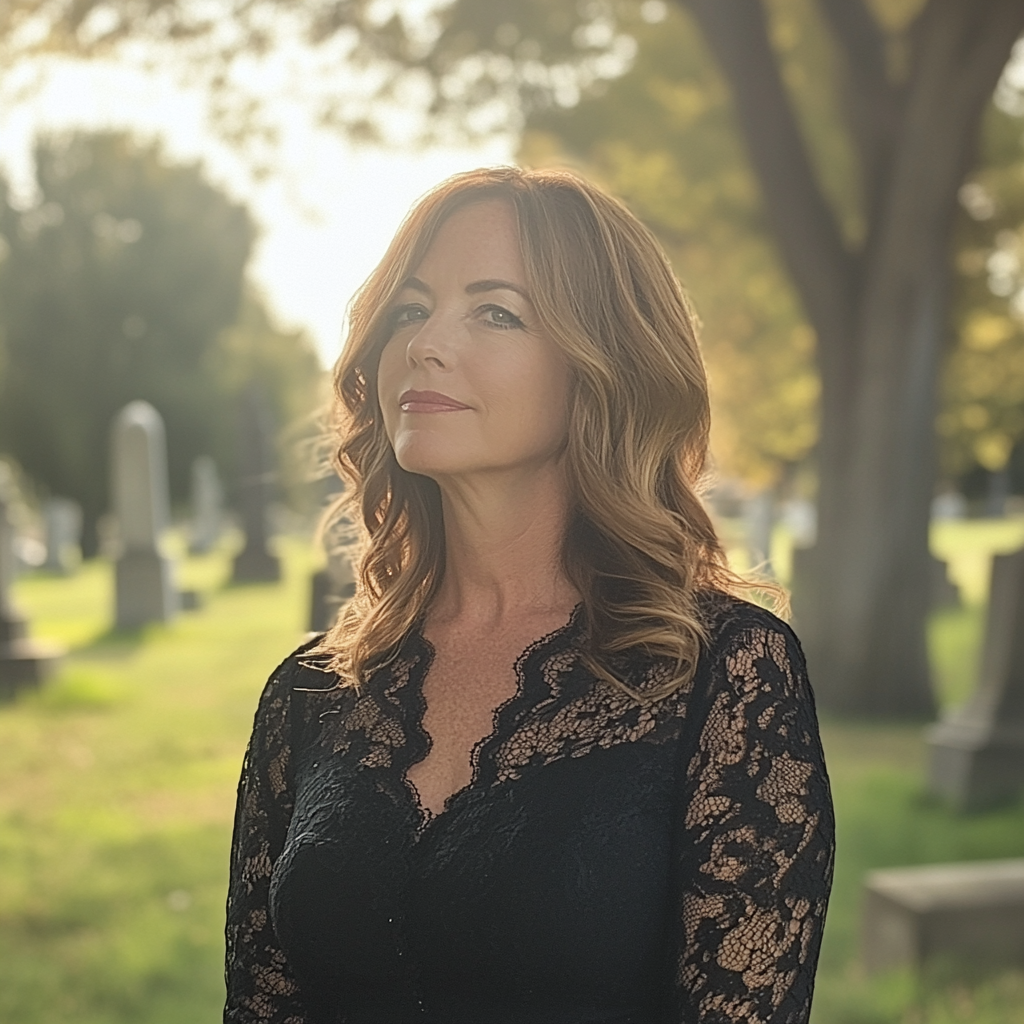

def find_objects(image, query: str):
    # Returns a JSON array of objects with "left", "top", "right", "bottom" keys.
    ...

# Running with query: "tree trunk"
[
  {"left": 811, "top": 255, "right": 947, "bottom": 717},
  {"left": 686, "top": 0, "right": 1024, "bottom": 717}
]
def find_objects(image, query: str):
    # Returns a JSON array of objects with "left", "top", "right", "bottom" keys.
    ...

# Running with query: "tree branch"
[
  {"left": 815, "top": 0, "right": 889, "bottom": 86},
  {"left": 890, "top": 0, "right": 1024, "bottom": 224},
  {"left": 681, "top": 0, "right": 858, "bottom": 360},
  {"left": 956, "top": 0, "right": 1024, "bottom": 122},
  {"left": 815, "top": 0, "right": 902, "bottom": 221}
]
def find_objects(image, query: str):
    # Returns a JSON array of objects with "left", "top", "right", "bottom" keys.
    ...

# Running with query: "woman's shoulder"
[
  {"left": 695, "top": 589, "right": 797, "bottom": 647},
  {"left": 251, "top": 634, "right": 345, "bottom": 727},
  {"left": 692, "top": 588, "right": 812, "bottom": 702}
]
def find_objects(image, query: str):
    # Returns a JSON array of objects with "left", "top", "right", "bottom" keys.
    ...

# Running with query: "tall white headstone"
[
  {"left": 743, "top": 491, "right": 775, "bottom": 575},
  {"left": 189, "top": 456, "right": 223, "bottom": 555},
  {"left": 112, "top": 401, "right": 177, "bottom": 628}
]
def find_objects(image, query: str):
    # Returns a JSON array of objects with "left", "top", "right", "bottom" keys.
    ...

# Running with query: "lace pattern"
[
  {"left": 225, "top": 667, "right": 311, "bottom": 1024},
  {"left": 224, "top": 596, "right": 834, "bottom": 1023}
]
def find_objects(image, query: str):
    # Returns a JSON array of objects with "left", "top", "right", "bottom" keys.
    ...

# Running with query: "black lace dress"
[{"left": 225, "top": 593, "right": 834, "bottom": 1024}]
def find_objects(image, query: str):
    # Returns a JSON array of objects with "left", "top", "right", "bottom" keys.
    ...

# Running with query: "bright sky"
[{"left": 0, "top": 59, "right": 513, "bottom": 367}]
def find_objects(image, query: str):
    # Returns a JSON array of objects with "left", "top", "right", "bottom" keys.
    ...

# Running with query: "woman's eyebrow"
[
  {"left": 398, "top": 277, "right": 531, "bottom": 300},
  {"left": 465, "top": 279, "right": 530, "bottom": 300},
  {"left": 399, "top": 276, "right": 431, "bottom": 295}
]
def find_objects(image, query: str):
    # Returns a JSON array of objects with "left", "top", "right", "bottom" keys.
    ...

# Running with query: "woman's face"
[{"left": 377, "top": 200, "right": 571, "bottom": 482}]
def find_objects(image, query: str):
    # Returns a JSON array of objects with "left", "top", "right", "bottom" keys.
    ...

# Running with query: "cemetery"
[
  {"left": 1, "top": 3, "right": 1024, "bottom": 1019},
  {"left": 0, "top": 452, "right": 1022, "bottom": 1021}
]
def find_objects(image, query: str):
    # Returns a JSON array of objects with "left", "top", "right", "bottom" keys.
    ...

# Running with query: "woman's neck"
[{"left": 428, "top": 462, "right": 580, "bottom": 632}]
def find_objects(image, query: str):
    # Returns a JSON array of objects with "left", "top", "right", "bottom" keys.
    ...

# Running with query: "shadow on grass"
[{"left": 73, "top": 624, "right": 151, "bottom": 659}]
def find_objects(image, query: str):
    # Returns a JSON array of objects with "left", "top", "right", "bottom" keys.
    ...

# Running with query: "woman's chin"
[{"left": 393, "top": 444, "right": 474, "bottom": 479}]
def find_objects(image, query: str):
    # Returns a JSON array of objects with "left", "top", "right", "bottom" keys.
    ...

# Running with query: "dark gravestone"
[
  {"left": 309, "top": 551, "right": 356, "bottom": 633},
  {"left": 930, "top": 555, "right": 960, "bottom": 610},
  {"left": 0, "top": 478, "right": 62, "bottom": 698},
  {"left": 231, "top": 389, "right": 281, "bottom": 583},
  {"left": 112, "top": 402, "right": 177, "bottom": 629},
  {"left": 788, "top": 544, "right": 817, "bottom": 637},
  {"left": 927, "top": 548, "right": 1024, "bottom": 810}
]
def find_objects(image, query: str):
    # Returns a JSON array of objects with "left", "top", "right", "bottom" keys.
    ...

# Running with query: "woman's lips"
[{"left": 399, "top": 389, "right": 471, "bottom": 413}]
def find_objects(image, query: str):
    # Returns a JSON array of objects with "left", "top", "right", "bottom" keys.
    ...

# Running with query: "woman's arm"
[
  {"left": 670, "top": 613, "right": 835, "bottom": 1024},
  {"left": 225, "top": 664, "right": 308, "bottom": 1024}
]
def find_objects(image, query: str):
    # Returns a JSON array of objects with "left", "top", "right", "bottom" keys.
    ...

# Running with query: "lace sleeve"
[
  {"left": 225, "top": 663, "right": 308, "bottom": 1024},
  {"left": 671, "top": 615, "right": 835, "bottom": 1024}
]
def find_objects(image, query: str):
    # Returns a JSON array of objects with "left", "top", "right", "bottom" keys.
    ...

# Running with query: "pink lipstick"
[{"left": 399, "top": 390, "right": 471, "bottom": 413}]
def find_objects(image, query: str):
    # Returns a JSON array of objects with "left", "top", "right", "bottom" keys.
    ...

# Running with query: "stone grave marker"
[
  {"left": 742, "top": 491, "right": 775, "bottom": 574},
  {"left": 929, "top": 555, "right": 960, "bottom": 610},
  {"left": 42, "top": 497, "right": 82, "bottom": 574},
  {"left": 927, "top": 547, "right": 1024, "bottom": 810},
  {"left": 112, "top": 401, "right": 177, "bottom": 629},
  {"left": 309, "top": 549, "right": 356, "bottom": 633},
  {"left": 0, "top": 474, "right": 62, "bottom": 697},
  {"left": 788, "top": 544, "right": 816, "bottom": 637},
  {"left": 862, "top": 859, "right": 1024, "bottom": 975},
  {"left": 189, "top": 456, "right": 223, "bottom": 555},
  {"left": 231, "top": 388, "right": 281, "bottom": 583}
]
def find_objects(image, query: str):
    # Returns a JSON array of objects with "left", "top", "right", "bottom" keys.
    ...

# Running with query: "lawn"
[{"left": 1, "top": 522, "right": 1023, "bottom": 1023}]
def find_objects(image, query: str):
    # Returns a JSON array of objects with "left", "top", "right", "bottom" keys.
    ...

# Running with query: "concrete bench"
[{"left": 862, "top": 859, "right": 1024, "bottom": 974}]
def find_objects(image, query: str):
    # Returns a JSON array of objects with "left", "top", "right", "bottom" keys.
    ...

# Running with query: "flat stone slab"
[
  {"left": 0, "top": 637, "right": 63, "bottom": 700},
  {"left": 862, "top": 859, "right": 1024, "bottom": 974}
]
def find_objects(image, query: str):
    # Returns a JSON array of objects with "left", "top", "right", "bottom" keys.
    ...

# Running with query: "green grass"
[
  {"left": 0, "top": 535, "right": 319, "bottom": 1024},
  {"left": 1, "top": 522, "right": 1023, "bottom": 1022},
  {"left": 811, "top": 721, "right": 1024, "bottom": 1024}
]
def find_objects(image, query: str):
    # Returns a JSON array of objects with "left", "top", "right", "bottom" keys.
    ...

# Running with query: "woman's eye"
[
  {"left": 480, "top": 305, "right": 525, "bottom": 330},
  {"left": 391, "top": 304, "right": 429, "bottom": 328}
]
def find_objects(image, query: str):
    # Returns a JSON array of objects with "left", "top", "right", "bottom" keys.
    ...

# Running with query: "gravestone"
[
  {"left": 931, "top": 490, "right": 967, "bottom": 521},
  {"left": 781, "top": 497, "right": 817, "bottom": 549},
  {"left": 309, "top": 550, "right": 356, "bottom": 633},
  {"left": 927, "top": 547, "right": 1024, "bottom": 810},
  {"left": 984, "top": 469, "right": 1010, "bottom": 518},
  {"left": 0, "top": 476, "right": 62, "bottom": 697},
  {"left": 742, "top": 491, "right": 775, "bottom": 574},
  {"left": 189, "top": 456, "right": 223, "bottom": 555},
  {"left": 112, "top": 401, "right": 177, "bottom": 629},
  {"left": 862, "top": 859, "right": 1024, "bottom": 975},
  {"left": 42, "top": 497, "right": 82, "bottom": 575},
  {"left": 788, "top": 544, "right": 816, "bottom": 637},
  {"left": 231, "top": 389, "right": 281, "bottom": 583},
  {"left": 929, "top": 555, "right": 960, "bottom": 610}
]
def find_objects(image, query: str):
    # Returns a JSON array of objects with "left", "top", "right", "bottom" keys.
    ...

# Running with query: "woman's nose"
[{"left": 405, "top": 311, "right": 454, "bottom": 370}]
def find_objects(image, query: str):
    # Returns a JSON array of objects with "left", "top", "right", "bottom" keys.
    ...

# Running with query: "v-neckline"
[{"left": 399, "top": 605, "right": 583, "bottom": 834}]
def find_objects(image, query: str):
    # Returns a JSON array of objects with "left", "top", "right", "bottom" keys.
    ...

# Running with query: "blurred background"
[{"left": 1, "top": 1, "right": 1024, "bottom": 1021}]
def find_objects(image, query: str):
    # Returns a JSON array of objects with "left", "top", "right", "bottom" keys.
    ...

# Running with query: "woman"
[{"left": 225, "top": 167, "right": 834, "bottom": 1024}]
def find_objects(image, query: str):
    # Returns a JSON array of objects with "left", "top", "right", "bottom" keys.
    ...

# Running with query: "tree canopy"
[
  {"left": 521, "top": 3, "right": 1024, "bottom": 495},
  {"left": 0, "top": 131, "right": 322, "bottom": 554}
]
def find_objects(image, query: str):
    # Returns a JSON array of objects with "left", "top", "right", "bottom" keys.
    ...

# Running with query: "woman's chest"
[{"left": 270, "top": 739, "right": 680, "bottom": 1007}]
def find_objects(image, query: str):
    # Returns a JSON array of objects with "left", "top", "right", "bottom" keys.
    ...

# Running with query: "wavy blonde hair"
[{"left": 312, "top": 166, "right": 764, "bottom": 699}]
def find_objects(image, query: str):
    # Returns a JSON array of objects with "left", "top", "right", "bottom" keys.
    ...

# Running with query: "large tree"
[
  {"left": 7, "top": 0, "right": 1024, "bottom": 717},
  {"left": 346, "top": 0, "right": 1024, "bottom": 720}
]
